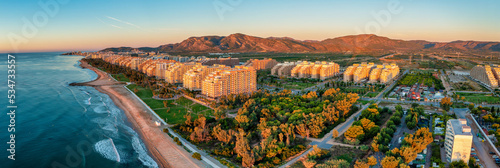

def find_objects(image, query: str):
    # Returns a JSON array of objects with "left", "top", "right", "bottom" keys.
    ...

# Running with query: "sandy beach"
[{"left": 76, "top": 60, "right": 203, "bottom": 168}]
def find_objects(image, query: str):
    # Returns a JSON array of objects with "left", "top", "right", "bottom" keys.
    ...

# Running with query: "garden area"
[
  {"left": 171, "top": 88, "right": 360, "bottom": 167},
  {"left": 396, "top": 72, "right": 445, "bottom": 90}
]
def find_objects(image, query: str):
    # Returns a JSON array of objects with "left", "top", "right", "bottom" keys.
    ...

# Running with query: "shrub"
[
  {"left": 177, "top": 141, "right": 182, "bottom": 146},
  {"left": 163, "top": 128, "right": 169, "bottom": 133},
  {"left": 360, "top": 145, "right": 370, "bottom": 151},
  {"left": 174, "top": 137, "right": 179, "bottom": 142},
  {"left": 192, "top": 152, "right": 202, "bottom": 160},
  {"left": 272, "top": 157, "right": 281, "bottom": 164},
  {"left": 344, "top": 138, "right": 360, "bottom": 145}
]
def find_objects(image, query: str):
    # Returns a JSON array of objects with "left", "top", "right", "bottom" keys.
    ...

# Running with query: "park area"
[
  {"left": 455, "top": 92, "right": 500, "bottom": 104},
  {"left": 126, "top": 84, "right": 214, "bottom": 125}
]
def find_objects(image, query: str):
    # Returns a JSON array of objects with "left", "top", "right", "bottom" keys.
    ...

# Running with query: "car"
[
  {"left": 490, "top": 152, "right": 496, "bottom": 155},
  {"left": 471, "top": 152, "right": 477, "bottom": 156},
  {"left": 471, "top": 147, "right": 476, "bottom": 152},
  {"left": 473, "top": 156, "right": 479, "bottom": 159},
  {"left": 493, "top": 155, "right": 499, "bottom": 159},
  {"left": 476, "top": 158, "right": 480, "bottom": 163}
]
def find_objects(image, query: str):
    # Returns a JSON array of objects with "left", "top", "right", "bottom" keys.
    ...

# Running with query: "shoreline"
[{"left": 75, "top": 60, "right": 203, "bottom": 168}]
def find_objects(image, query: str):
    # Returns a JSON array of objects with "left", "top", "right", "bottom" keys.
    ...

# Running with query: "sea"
[{"left": 0, "top": 52, "right": 158, "bottom": 168}]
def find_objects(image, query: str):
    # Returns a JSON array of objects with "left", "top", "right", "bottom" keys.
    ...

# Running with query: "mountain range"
[{"left": 101, "top": 33, "right": 500, "bottom": 54}]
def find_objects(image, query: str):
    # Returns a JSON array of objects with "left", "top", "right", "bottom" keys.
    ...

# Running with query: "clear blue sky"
[{"left": 1, "top": 0, "right": 499, "bottom": 52}]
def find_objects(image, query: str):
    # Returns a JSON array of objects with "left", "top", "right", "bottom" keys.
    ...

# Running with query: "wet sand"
[{"left": 75, "top": 60, "right": 202, "bottom": 168}]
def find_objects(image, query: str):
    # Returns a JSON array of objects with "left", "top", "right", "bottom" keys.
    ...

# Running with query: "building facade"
[
  {"left": 470, "top": 65, "right": 499, "bottom": 88},
  {"left": 243, "top": 58, "right": 279, "bottom": 70},
  {"left": 183, "top": 64, "right": 229, "bottom": 90},
  {"left": 289, "top": 61, "right": 339, "bottom": 80},
  {"left": 445, "top": 119, "right": 473, "bottom": 163},
  {"left": 165, "top": 62, "right": 196, "bottom": 84},
  {"left": 344, "top": 63, "right": 399, "bottom": 83},
  {"left": 200, "top": 57, "right": 239, "bottom": 67},
  {"left": 271, "top": 62, "right": 299, "bottom": 77},
  {"left": 202, "top": 66, "right": 256, "bottom": 98}
]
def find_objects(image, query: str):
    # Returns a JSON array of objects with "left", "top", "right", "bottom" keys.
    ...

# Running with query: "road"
[{"left": 455, "top": 108, "right": 498, "bottom": 168}]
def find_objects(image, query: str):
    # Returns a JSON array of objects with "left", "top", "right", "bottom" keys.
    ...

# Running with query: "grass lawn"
[
  {"left": 364, "top": 92, "right": 379, "bottom": 98},
  {"left": 357, "top": 100, "right": 371, "bottom": 105},
  {"left": 286, "top": 82, "right": 316, "bottom": 90},
  {"left": 126, "top": 84, "right": 213, "bottom": 124},
  {"left": 456, "top": 92, "right": 500, "bottom": 104},
  {"left": 111, "top": 74, "right": 130, "bottom": 82}
]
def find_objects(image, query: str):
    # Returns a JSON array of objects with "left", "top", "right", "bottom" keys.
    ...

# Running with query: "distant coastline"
[{"left": 62, "top": 51, "right": 89, "bottom": 56}]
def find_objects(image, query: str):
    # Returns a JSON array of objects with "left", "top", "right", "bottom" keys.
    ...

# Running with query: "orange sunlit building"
[
  {"left": 183, "top": 64, "right": 230, "bottom": 90},
  {"left": 164, "top": 62, "right": 196, "bottom": 84},
  {"left": 202, "top": 66, "right": 256, "bottom": 98},
  {"left": 243, "top": 58, "right": 278, "bottom": 70},
  {"left": 345, "top": 62, "right": 399, "bottom": 83},
  {"left": 290, "top": 61, "right": 340, "bottom": 80}
]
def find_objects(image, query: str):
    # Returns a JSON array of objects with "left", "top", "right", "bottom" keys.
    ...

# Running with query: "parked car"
[
  {"left": 490, "top": 151, "right": 496, "bottom": 155},
  {"left": 471, "top": 152, "right": 477, "bottom": 156},
  {"left": 471, "top": 147, "right": 476, "bottom": 152},
  {"left": 493, "top": 155, "right": 499, "bottom": 159}
]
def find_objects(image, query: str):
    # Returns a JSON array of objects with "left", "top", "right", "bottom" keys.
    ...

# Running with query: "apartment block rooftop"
[{"left": 449, "top": 119, "right": 472, "bottom": 136}]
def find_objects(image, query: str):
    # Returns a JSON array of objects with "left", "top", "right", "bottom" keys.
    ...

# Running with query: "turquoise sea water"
[{"left": 0, "top": 53, "right": 158, "bottom": 168}]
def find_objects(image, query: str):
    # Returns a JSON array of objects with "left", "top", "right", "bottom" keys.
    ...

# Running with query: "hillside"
[{"left": 100, "top": 33, "right": 500, "bottom": 54}]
